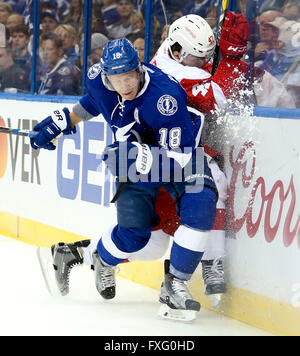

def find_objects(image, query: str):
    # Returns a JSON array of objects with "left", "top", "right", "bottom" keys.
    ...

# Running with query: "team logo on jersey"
[
  {"left": 88, "top": 63, "right": 102, "bottom": 80},
  {"left": 58, "top": 66, "right": 71, "bottom": 76},
  {"left": 157, "top": 95, "right": 178, "bottom": 116}
]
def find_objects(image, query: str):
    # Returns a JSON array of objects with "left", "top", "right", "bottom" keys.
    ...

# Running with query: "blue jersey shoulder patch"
[{"left": 88, "top": 63, "right": 102, "bottom": 80}]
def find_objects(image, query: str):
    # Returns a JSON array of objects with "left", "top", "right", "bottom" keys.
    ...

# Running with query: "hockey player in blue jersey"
[{"left": 31, "top": 38, "right": 218, "bottom": 321}]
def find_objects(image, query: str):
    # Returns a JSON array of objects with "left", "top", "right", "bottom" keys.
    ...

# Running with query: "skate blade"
[
  {"left": 157, "top": 304, "right": 197, "bottom": 322},
  {"left": 209, "top": 294, "right": 222, "bottom": 309},
  {"left": 37, "top": 247, "right": 61, "bottom": 297}
]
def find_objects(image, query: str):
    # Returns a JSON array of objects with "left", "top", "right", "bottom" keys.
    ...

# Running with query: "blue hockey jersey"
[
  {"left": 38, "top": 58, "right": 80, "bottom": 96},
  {"left": 79, "top": 62, "right": 204, "bottom": 169}
]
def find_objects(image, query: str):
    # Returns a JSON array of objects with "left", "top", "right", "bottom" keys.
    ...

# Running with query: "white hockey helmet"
[{"left": 168, "top": 14, "right": 216, "bottom": 61}]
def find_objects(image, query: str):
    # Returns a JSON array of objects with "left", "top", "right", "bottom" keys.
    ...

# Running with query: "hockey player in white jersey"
[{"left": 147, "top": 11, "right": 250, "bottom": 307}]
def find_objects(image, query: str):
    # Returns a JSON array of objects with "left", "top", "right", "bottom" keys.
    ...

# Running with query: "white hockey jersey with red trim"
[{"left": 151, "top": 40, "right": 248, "bottom": 114}]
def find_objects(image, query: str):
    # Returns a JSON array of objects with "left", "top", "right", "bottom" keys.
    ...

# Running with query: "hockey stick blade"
[{"left": 37, "top": 247, "right": 61, "bottom": 297}]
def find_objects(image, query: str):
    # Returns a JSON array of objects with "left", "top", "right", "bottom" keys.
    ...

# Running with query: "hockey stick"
[
  {"left": 211, "top": 0, "right": 230, "bottom": 75},
  {"left": 0, "top": 126, "right": 63, "bottom": 146},
  {"left": 0, "top": 127, "right": 38, "bottom": 138},
  {"left": 247, "top": 0, "right": 258, "bottom": 106}
]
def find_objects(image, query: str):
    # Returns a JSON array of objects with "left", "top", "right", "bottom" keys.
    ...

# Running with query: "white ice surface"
[{"left": 0, "top": 235, "right": 272, "bottom": 336}]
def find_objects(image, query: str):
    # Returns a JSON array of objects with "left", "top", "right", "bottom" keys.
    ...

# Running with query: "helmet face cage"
[{"left": 168, "top": 15, "right": 216, "bottom": 62}]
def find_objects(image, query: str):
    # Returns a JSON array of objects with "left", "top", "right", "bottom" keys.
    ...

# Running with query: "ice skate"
[
  {"left": 37, "top": 246, "right": 61, "bottom": 296},
  {"left": 92, "top": 251, "right": 117, "bottom": 300},
  {"left": 202, "top": 259, "right": 227, "bottom": 309},
  {"left": 37, "top": 240, "right": 88, "bottom": 296},
  {"left": 158, "top": 260, "right": 200, "bottom": 322},
  {"left": 51, "top": 241, "right": 90, "bottom": 296}
]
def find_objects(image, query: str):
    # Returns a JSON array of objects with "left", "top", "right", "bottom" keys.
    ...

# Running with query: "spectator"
[
  {"left": 0, "top": 2, "right": 13, "bottom": 25},
  {"left": 91, "top": 3, "right": 109, "bottom": 36},
  {"left": 77, "top": 4, "right": 109, "bottom": 44},
  {"left": 259, "top": 0, "right": 286, "bottom": 14},
  {"left": 0, "top": 23, "right": 5, "bottom": 47},
  {"left": 41, "top": 10, "right": 60, "bottom": 35},
  {"left": 10, "top": 23, "right": 31, "bottom": 76},
  {"left": 21, "top": 0, "right": 33, "bottom": 29},
  {"left": 158, "top": 0, "right": 190, "bottom": 16},
  {"left": 6, "top": 12, "right": 24, "bottom": 33},
  {"left": 89, "top": 32, "right": 108, "bottom": 65},
  {"left": 205, "top": 2, "right": 218, "bottom": 33},
  {"left": 137, "top": 0, "right": 183, "bottom": 27},
  {"left": 253, "top": 66, "right": 296, "bottom": 108},
  {"left": 130, "top": 11, "right": 145, "bottom": 33},
  {"left": 126, "top": 11, "right": 145, "bottom": 42},
  {"left": 282, "top": 0, "right": 300, "bottom": 21},
  {"left": 0, "top": 46, "right": 29, "bottom": 92},
  {"left": 182, "top": 0, "right": 214, "bottom": 17},
  {"left": 6, "top": 0, "right": 26, "bottom": 15},
  {"left": 169, "top": 10, "right": 183, "bottom": 23},
  {"left": 42, "top": 0, "right": 69, "bottom": 20},
  {"left": 101, "top": 0, "right": 121, "bottom": 27},
  {"left": 255, "top": 10, "right": 282, "bottom": 61},
  {"left": 63, "top": 0, "right": 83, "bottom": 28},
  {"left": 38, "top": 33, "right": 80, "bottom": 95},
  {"left": 107, "top": 0, "right": 135, "bottom": 39},
  {"left": 42, "top": 0, "right": 59, "bottom": 15},
  {"left": 159, "top": 24, "right": 170, "bottom": 45},
  {"left": 21, "top": 0, "right": 61, "bottom": 31},
  {"left": 74, "top": 31, "right": 84, "bottom": 88},
  {"left": 238, "top": 0, "right": 247, "bottom": 16},
  {"left": 133, "top": 37, "right": 144, "bottom": 61},
  {"left": 258, "top": 16, "right": 300, "bottom": 106},
  {"left": 0, "top": 21, "right": 10, "bottom": 47},
  {"left": 54, "top": 24, "right": 79, "bottom": 65}
]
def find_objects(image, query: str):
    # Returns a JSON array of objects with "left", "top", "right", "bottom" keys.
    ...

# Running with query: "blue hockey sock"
[{"left": 169, "top": 241, "right": 204, "bottom": 280}]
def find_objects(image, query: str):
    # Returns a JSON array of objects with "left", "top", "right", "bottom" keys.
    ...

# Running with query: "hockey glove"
[
  {"left": 219, "top": 11, "right": 250, "bottom": 59},
  {"left": 102, "top": 141, "right": 153, "bottom": 182},
  {"left": 30, "top": 107, "right": 76, "bottom": 150}
]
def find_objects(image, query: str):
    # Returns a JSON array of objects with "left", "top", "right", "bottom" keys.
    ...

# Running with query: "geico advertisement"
[
  {"left": 0, "top": 116, "right": 40, "bottom": 184},
  {"left": 0, "top": 100, "right": 116, "bottom": 237},
  {"left": 0, "top": 113, "right": 113, "bottom": 204}
]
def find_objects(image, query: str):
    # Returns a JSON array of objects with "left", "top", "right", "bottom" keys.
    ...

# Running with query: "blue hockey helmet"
[{"left": 100, "top": 38, "right": 139, "bottom": 76}]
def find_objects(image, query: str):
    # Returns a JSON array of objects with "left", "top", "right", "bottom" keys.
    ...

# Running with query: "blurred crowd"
[
  {"left": 249, "top": 0, "right": 300, "bottom": 107},
  {"left": 0, "top": 0, "right": 299, "bottom": 107}
]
